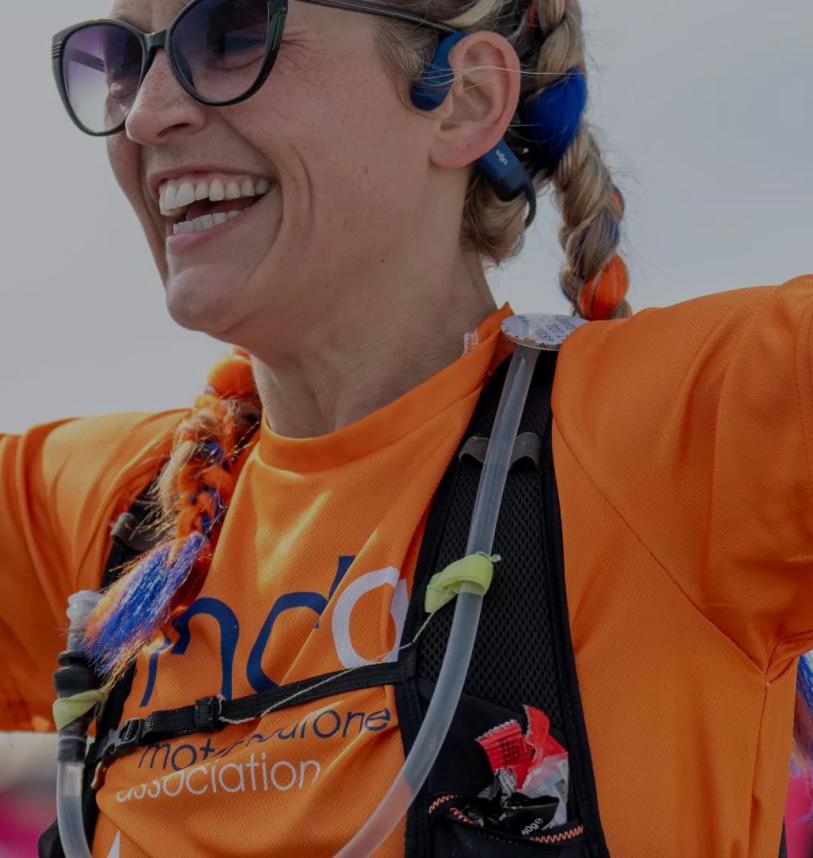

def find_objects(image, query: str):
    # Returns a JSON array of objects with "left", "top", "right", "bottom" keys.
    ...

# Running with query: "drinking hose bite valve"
[{"left": 54, "top": 591, "right": 102, "bottom": 858}]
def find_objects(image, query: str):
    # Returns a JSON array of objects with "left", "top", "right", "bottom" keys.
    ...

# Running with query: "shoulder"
[
  {"left": 551, "top": 275, "right": 813, "bottom": 661},
  {"left": 2, "top": 410, "right": 185, "bottom": 589},
  {"left": 29, "top": 410, "right": 184, "bottom": 507},
  {"left": 553, "top": 275, "right": 813, "bottom": 448},
  {"left": 36, "top": 410, "right": 183, "bottom": 478}
]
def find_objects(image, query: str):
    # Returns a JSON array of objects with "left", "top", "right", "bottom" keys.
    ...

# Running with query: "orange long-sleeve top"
[{"left": 1, "top": 275, "right": 812, "bottom": 856}]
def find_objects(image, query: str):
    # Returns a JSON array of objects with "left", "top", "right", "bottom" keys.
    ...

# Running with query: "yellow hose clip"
[
  {"left": 53, "top": 689, "right": 108, "bottom": 732},
  {"left": 424, "top": 552, "right": 501, "bottom": 615}
]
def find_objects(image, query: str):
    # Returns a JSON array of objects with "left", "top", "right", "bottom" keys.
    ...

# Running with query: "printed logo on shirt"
[
  {"left": 115, "top": 752, "right": 322, "bottom": 805},
  {"left": 113, "top": 557, "right": 405, "bottom": 819},
  {"left": 139, "top": 556, "right": 408, "bottom": 708},
  {"left": 136, "top": 705, "right": 393, "bottom": 773},
  {"left": 115, "top": 703, "right": 393, "bottom": 806}
]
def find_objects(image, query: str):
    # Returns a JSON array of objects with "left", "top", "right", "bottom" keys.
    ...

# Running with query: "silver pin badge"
[{"left": 501, "top": 314, "right": 588, "bottom": 352}]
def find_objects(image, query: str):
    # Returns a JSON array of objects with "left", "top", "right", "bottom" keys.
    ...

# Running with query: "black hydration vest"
[{"left": 39, "top": 350, "right": 788, "bottom": 857}]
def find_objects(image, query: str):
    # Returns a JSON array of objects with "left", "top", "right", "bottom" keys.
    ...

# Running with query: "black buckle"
[
  {"left": 102, "top": 718, "right": 144, "bottom": 762},
  {"left": 459, "top": 432, "right": 541, "bottom": 469},
  {"left": 193, "top": 696, "right": 223, "bottom": 732}
]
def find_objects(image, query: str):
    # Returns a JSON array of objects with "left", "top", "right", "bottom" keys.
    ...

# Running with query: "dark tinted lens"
[
  {"left": 172, "top": 0, "right": 270, "bottom": 103},
  {"left": 62, "top": 24, "right": 143, "bottom": 133}
]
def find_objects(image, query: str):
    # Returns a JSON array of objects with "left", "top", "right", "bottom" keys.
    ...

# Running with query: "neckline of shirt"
[{"left": 256, "top": 303, "right": 515, "bottom": 473}]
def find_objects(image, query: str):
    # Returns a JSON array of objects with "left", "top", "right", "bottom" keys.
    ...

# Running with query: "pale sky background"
[{"left": 0, "top": 0, "right": 810, "bottom": 434}]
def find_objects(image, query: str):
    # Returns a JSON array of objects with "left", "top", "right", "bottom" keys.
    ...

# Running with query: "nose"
[{"left": 124, "top": 50, "right": 207, "bottom": 145}]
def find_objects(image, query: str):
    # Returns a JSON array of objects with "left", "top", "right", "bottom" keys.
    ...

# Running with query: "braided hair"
[
  {"left": 376, "top": 0, "right": 630, "bottom": 320},
  {"left": 83, "top": 351, "right": 261, "bottom": 684}
]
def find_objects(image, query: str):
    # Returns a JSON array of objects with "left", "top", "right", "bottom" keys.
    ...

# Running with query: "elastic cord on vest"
[
  {"left": 56, "top": 591, "right": 101, "bottom": 858},
  {"left": 335, "top": 342, "right": 540, "bottom": 857}
]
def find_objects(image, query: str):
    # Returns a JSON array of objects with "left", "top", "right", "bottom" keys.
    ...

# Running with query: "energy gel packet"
[{"left": 475, "top": 705, "right": 570, "bottom": 832}]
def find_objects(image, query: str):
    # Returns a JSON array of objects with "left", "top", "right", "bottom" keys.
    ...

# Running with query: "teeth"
[
  {"left": 175, "top": 181, "right": 196, "bottom": 209},
  {"left": 209, "top": 179, "right": 226, "bottom": 202},
  {"left": 196, "top": 214, "right": 215, "bottom": 232},
  {"left": 162, "top": 183, "right": 178, "bottom": 213},
  {"left": 161, "top": 175, "right": 273, "bottom": 216},
  {"left": 171, "top": 208, "right": 245, "bottom": 236},
  {"left": 172, "top": 220, "right": 193, "bottom": 235}
]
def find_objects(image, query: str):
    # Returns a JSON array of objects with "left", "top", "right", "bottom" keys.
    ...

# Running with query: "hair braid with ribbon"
[
  {"left": 82, "top": 351, "right": 261, "bottom": 684},
  {"left": 529, "top": 0, "right": 631, "bottom": 320},
  {"left": 374, "top": 0, "right": 630, "bottom": 320}
]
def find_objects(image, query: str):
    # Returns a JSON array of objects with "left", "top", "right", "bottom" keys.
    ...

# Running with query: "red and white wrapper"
[{"left": 477, "top": 705, "right": 569, "bottom": 827}]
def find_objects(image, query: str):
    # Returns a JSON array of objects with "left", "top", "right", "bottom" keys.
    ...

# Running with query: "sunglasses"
[{"left": 52, "top": 0, "right": 456, "bottom": 137}]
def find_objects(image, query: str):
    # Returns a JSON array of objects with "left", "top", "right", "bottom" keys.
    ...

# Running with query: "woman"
[{"left": 1, "top": 0, "right": 811, "bottom": 855}]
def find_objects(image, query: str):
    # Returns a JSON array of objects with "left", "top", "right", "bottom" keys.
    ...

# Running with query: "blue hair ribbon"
[
  {"left": 522, "top": 67, "right": 587, "bottom": 173},
  {"left": 202, "top": 439, "right": 230, "bottom": 469},
  {"left": 85, "top": 531, "right": 209, "bottom": 677}
]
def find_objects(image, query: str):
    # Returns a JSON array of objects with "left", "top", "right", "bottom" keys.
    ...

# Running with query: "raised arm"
[
  {"left": 553, "top": 274, "right": 813, "bottom": 670},
  {"left": 0, "top": 412, "right": 180, "bottom": 730}
]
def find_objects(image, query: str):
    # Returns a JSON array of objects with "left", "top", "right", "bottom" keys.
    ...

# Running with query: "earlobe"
[{"left": 426, "top": 32, "right": 521, "bottom": 170}]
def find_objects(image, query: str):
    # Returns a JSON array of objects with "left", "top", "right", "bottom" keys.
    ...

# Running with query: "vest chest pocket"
[
  {"left": 413, "top": 689, "right": 591, "bottom": 856},
  {"left": 429, "top": 793, "right": 590, "bottom": 857}
]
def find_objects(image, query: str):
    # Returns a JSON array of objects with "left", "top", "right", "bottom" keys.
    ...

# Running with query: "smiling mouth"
[{"left": 159, "top": 174, "right": 274, "bottom": 236}]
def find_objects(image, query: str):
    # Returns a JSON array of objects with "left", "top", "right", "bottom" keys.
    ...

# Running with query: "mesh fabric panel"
[{"left": 415, "top": 354, "right": 564, "bottom": 725}]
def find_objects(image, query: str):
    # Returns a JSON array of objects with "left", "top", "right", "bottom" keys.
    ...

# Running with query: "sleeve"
[
  {"left": 0, "top": 411, "right": 181, "bottom": 731},
  {"left": 553, "top": 274, "right": 813, "bottom": 671}
]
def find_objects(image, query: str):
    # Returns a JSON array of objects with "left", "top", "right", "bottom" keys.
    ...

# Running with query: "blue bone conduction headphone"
[
  {"left": 410, "top": 31, "right": 589, "bottom": 230},
  {"left": 410, "top": 31, "right": 537, "bottom": 227}
]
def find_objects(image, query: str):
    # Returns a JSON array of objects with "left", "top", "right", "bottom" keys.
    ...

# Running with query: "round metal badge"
[{"left": 501, "top": 314, "right": 588, "bottom": 351}]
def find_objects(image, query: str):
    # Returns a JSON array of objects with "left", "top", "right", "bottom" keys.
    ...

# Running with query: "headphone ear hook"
[
  {"left": 409, "top": 31, "right": 469, "bottom": 110},
  {"left": 409, "top": 32, "right": 538, "bottom": 227}
]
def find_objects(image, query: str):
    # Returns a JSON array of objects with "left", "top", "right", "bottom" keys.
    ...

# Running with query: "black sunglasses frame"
[{"left": 52, "top": 0, "right": 458, "bottom": 137}]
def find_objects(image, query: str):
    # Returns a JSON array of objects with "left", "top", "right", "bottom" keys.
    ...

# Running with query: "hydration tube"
[
  {"left": 56, "top": 591, "right": 101, "bottom": 858},
  {"left": 336, "top": 338, "right": 542, "bottom": 857},
  {"left": 57, "top": 763, "right": 92, "bottom": 858}
]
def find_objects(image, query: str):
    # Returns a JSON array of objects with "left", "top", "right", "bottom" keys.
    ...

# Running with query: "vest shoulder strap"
[{"left": 400, "top": 350, "right": 611, "bottom": 857}]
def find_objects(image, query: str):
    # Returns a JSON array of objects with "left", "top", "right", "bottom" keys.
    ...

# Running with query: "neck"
[{"left": 250, "top": 251, "right": 496, "bottom": 439}]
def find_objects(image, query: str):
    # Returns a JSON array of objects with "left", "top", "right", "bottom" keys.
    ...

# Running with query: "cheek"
[
  {"left": 309, "top": 98, "right": 426, "bottom": 237},
  {"left": 244, "top": 60, "right": 422, "bottom": 226}
]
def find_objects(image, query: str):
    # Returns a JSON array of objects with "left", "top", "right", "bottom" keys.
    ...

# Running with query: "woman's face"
[{"left": 107, "top": 0, "right": 437, "bottom": 351}]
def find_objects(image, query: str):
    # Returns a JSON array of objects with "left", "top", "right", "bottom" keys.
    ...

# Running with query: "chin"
[{"left": 164, "top": 270, "right": 244, "bottom": 340}]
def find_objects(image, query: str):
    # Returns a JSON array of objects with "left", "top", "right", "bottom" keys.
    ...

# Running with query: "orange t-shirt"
[{"left": 2, "top": 276, "right": 813, "bottom": 857}]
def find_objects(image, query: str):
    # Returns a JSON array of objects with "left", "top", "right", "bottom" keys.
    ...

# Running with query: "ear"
[{"left": 427, "top": 32, "right": 521, "bottom": 169}]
